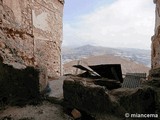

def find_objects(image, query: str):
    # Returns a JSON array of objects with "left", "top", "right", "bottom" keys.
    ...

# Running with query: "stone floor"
[
  {"left": 48, "top": 76, "right": 67, "bottom": 99},
  {"left": 0, "top": 76, "right": 72, "bottom": 120},
  {"left": 0, "top": 101, "right": 72, "bottom": 120}
]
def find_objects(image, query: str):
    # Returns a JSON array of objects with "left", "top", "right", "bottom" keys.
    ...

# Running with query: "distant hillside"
[
  {"left": 62, "top": 45, "right": 151, "bottom": 75},
  {"left": 63, "top": 55, "right": 150, "bottom": 75},
  {"left": 62, "top": 45, "right": 151, "bottom": 67}
]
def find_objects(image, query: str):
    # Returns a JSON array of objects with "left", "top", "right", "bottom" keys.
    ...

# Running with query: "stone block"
[
  {"left": 63, "top": 78, "right": 156, "bottom": 118},
  {"left": 63, "top": 79, "right": 118, "bottom": 114},
  {"left": 71, "top": 109, "right": 82, "bottom": 119},
  {"left": 149, "top": 68, "right": 160, "bottom": 78},
  {"left": 110, "top": 87, "right": 156, "bottom": 114}
]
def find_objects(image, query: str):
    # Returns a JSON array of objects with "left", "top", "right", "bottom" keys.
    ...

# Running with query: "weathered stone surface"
[
  {"left": 94, "top": 79, "right": 121, "bottom": 90},
  {"left": 32, "top": 0, "right": 63, "bottom": 78},
  {"left": 0, "top": 0, "right": 64, "bottom": 91},
  {"left": 71, "top": 109, "right": 82, "bottom": 119},
  {"left": 150, "top": 5, "right": 160, "bottom": 114},
  {"left": 63, "top": 78, "right": 156, "bottom": 118},
  {"left": 152, "top": 0, "right": 160, "bottom": 69},
  {"left": 110, "top": 87, "right": 156, "bottom": 114},
  {"left": 143, "top": 79, "right": 160, "bottom": 116},
  {"left": 149, "top": 67, "right": 160, "bottom": 78},
  {"left": 63, "top": 79, "right": 116, "bottom": 114}
]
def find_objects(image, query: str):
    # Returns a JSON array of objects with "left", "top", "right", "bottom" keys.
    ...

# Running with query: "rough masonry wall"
[
  {"left": 0, "top": 0, "right": 63, "bottom": 84},
  {"left": 32, "top": 0, "right": 63, "bottom": 78},
  {"left": 152, "top": 0, "right": 160, "bottom": 69},
  {"left": 0, "top": 0, "right": 34, "bottom": 69}
]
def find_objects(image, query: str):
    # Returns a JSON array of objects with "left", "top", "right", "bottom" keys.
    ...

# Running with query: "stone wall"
[
  {"left": 152, "top": 0, "right": 160, "bottom": 69},
  {"left": 0, "top": 0, "right": 64, "bottom": 90},
  {"left": 32, "top": 0, "right": 64, "bottom": 78}
]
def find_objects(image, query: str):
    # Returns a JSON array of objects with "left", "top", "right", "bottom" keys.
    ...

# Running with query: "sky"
[{"left": 63, "top": 0, "right": 155, "bottom": 50}]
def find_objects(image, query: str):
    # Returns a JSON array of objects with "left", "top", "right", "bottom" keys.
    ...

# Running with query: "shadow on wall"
[{"left": 0, "top": 56, "right": 41, "bottom": 107}]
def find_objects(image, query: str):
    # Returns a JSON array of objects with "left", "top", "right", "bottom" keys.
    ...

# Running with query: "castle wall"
[
  {"left": 0, "top": 0, "right": 64, "bottom": 90},
  {"left": 32, "top": 0, "right": 63, "bottom": 78},
  {"left": 151, "top": 0, "right": 160, "bottom": 69}
]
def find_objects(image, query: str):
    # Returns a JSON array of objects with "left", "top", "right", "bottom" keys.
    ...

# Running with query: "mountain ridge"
[{"left": 62, "top": 45, "right": 151, "bottom": 67}]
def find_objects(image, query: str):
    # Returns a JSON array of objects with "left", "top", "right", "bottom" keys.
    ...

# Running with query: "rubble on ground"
[
  {"left": 0, "top": 102, "right": 72, "bottom": 120},
  {"left": 63, "top": 77, "right": 156, "bottom": 119},
  {"left": 62, "top": 62, "right": 159, "bottom": 119}
]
